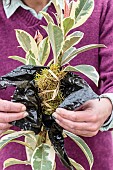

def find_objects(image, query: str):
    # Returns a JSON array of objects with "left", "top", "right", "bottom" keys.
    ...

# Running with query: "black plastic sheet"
[{"left": 0, "top": 65, "right": 98, "bottom": 170}]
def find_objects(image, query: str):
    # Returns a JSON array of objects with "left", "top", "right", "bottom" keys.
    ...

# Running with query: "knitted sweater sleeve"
[{"left": 99, "top": 0, "right": 113, "bottom": 94}]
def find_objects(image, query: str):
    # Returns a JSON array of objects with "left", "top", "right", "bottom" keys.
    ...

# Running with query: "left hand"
[{"left": 52, "top": 98, "right": 112, "bottom": 137}]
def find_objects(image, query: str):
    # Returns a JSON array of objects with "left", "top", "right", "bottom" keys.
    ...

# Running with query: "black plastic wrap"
[
  {"left": 59, "top": 72, "right": 98, "bottom": 110},
  {"left": 0, "top": 65, "right": 46, "bottom": 134},
  {"left": 0, "top": 65, "right": 98, "bottom": 170}
]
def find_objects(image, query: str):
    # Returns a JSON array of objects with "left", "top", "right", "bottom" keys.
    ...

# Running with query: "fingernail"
[
  {"left": 23, "top": 111, "right": 28, "bottom": 117},
  {"left": 52, "top": 112, "right": 57, "bottom": 119},
  {"left": 56, "top": 108, "right": 61, "bottom": 113},
  {"left": 22, "top": 105, "right": 26, "bottom": 111}
]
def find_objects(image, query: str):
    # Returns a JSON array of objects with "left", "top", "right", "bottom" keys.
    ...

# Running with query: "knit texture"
[{"left": 0, "top": 0, "right": 113, "bottom": 169}]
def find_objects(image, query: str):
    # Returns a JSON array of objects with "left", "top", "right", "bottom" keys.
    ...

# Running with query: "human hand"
[
  {"left": 52, "top": 98, "right": 112, "bottom": 137},
  {"left": 0, "top": 99, "right": 28, "bottom": 135}
]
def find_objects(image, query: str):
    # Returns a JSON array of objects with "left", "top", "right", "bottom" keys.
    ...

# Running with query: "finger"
[
  {"left": 54, "top": 108, "right": 92, "bottom": 122},
  {"left": 55, "top": 119, "right": 98, "bottom": 137},
  {"left": 0, "top": 123, "right": 12, "bottom": 130},
  {"left": 54, "top": 115, "right": 99, "bottom": 132},
  {"left": 0, "top": 111, "right": 28, "bottom": 123},
  {"left": 0, "top": 100, "right": 26, "bottom": 112}
]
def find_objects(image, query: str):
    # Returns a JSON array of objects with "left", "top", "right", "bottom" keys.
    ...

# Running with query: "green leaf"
[
  {"left": 0, "top": 131, "right": 33, "bottom": 150},
  {"left": 8, "top": 56, "right": 26, "bottom": 64},
  {"left": 38, "top": 37, "right": 50, "bottom": 65},
  {"left": 69, "top": 158, "right": 85, "bottom": 170},
  {"left": 31, "top": 144, "right": 55, "bottom": 170},
  {"left": 52, "top": 0, "right": 63, "bottom": 25},
  {"left": 25, "top": 134, "right": 37, "bottom": 162},
  {"left": 74, "top": 0, "right": 94, "bottom": 28},
  {"left": 3, "top": 158, "right": 30, "bottom": 169},
  {"left": 47, "top": 22, "right": 64, "bottom": 64},
  {"left": 64, "top": 130, "right": 94, "bottom": 170},
  {"left": 40, "top": 25, "right": 48, "bottom": 34},
  {"left": 10, "top": 140, "right": 33, "bottom": 150},
  {"left": 62, "top": 44, "right": 105, "bottom": 66},
  {"left": 63, "top": 31, "right": 84, "bottom": 52},
  {"left": 63, "top": 17, "right": 74, "bottom": 36},
  {"left": 0, "top": 130, "right": 15, "bottom": 137},
  {"left": 71, "top": 44, "right": 105, "bottom": 57},
  {"left": 63, "top": 65, "right": 99, "bottom": 86},
  {"left": 26, "top": 50, "right": 41, "bottom": 66},
  {"left": 15, "top": 29, "right": 38, "bottom": 59},
  {"left": 40, "top": 11, "right": 54, "bottom": 24},
  {"left": 61, "top": 47, "right": 76, "bottom": 66}
]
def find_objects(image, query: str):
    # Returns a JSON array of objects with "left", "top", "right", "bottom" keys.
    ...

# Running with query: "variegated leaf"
[
  {"left": 40, "top": 11, "right": 54, "bottom": 24},
  {"left": 63, "top": 17, "right": 74, "bottom": 36},
  {"left": 74, "top": 0, "right": 94, "bottom": 28},
  {"left": 15, "top": 29, "right": 38, "bottom": 59},
  {"left": 64, "top": 130, "right": 94, "bottom": 170},
  {"left": 63, "top": 65, "right": 99, "bottom": 86},
  {"left": 61, "top": 47, "right": 76, "bottom": 66},
  {"left": 69, "top": 1, "right": 77, "bottom": 19},
  {"left": 69, "top": 158, "right": 85, "bottom": 170},
  {"left": 63, "top": 31, "right": 84, "bottom": 52},
  {"left": 38, "top": 37, "right": 50, "bottom": 65},
  {"left": 3, "top": 158, "right": 30, "bottom": 169},
  {"left": 31, "top": 144, "right": 55, "bottom": 170},
  {"left": 26, "top": 50, "right": 41, "bottom": 66},
  {"left": 70, "top": 44, "right": 105, "bottom": 57},
  {"left": 52, "top": 0, "right": 63, "bottom": 25},
  {"left": 0, "top": 130, "right": 15, "bottom": 137},
  {"left": 47, "top": 22, "right": 64, "bottom": 64},
  {"left": 62, "top": 44, "right": 105, "bottom": 66},
  {"left": 25, "top": 134, "right": 37, "bottom": 162},
  {"left": 8, "top": 56, "right": 26, "bottom": 64},
  {"left": 0, "top": 131, "right": 32, "bottom": 150}
]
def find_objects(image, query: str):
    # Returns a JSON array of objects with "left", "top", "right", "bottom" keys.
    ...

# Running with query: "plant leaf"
[
  {"left": 62, "top": 44, "right": 105, "bottom": 66},
  {"left": 10, "top": 140, "right": 33, "bottom": 150},
  {"left": 3, "top": 158, "right": 30, "bottom": 169},
  {"left": 0, "top": 131, "right": 33, "bottom": 150},
  {"left": 47, "top": 22, "right": 64, "bottom": 64},
  {"left": 74, "top": 0, "right": 94, "bottom": 28},
  {"left": 61, "top": 47, "right": 76, "bottom": 66},
  {"left": 40, "top": 11, "right": 54, "bottom": 24},
  {"left": 15, "top": 29, "right": 38, "bottom": 59},
  {"left": 38, "top": 37, "right": 50, "bottom": 65},
  {"left": 63, "top": 17, "right": 74, "bottom": 36},
  {"left": 69, "top": 1, "right": 77, "bottom": 19},
  {"left": 69, "top": 158, "right": 85, "bottom": 170},
  {"left": 26, "top": 50, "right": 41, "bottom": 66},
  {"left": 31, "top": 144, "right": 55, "bottom": 170},
  {"left": 0, "top": 130, "right": 15, "bottom": 137},
  {"left": 64, "top": 130, "right": 94, "bottom": 170},
  {"left": 63, "top": 65, "right": 99, "bottom": 86},
  {"left": 63, "top": 31, "right": 84, "bottom": 52},
  {"left": 52, "top": 0, "right": 63, "bottom": 25},
  {"left": 71, "top": 44, "right": 105, "bottom": 57},
  {"left": 8, "top": 56, "right": 26, "bottom": 64},
  {"left": 25, "top": 134, "right": 37, "bottom": 162}
]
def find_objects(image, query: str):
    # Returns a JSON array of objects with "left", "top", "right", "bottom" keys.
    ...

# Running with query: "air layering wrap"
[{"left": 0, "top": 65, "right": 98, "bottom": 170}]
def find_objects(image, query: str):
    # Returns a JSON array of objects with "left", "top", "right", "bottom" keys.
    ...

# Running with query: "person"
[{"left": 0, "top": 0, "right": 113, "bottom": 169}]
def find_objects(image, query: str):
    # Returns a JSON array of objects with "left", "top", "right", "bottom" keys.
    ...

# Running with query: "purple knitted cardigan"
[{"left": 0, "top": 0, "right": 113, "bottom": 170}]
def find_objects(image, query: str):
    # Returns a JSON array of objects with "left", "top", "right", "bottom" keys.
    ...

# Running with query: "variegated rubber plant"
[{"left": 0, "top": 0, "right": 105, "bottom": 170}]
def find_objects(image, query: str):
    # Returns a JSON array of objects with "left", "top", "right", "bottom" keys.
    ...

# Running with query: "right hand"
[{"left": 0, "top": 99, "right": 28, "bottom": 135}]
